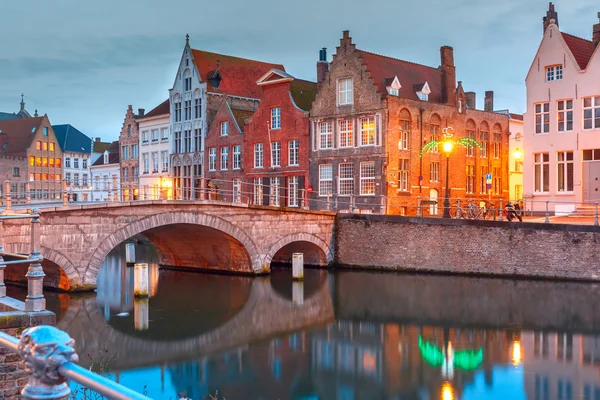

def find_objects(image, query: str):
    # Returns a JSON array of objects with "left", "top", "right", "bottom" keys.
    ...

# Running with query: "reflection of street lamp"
[
  {"left": 511, "top": 340, "right": 522, "bottom": 366},
  {"left": 442, "top": 127, "right": 455, "bottom": 218},
  {"left": 441, "top": 381, "right": 455, "bottom": 400}
]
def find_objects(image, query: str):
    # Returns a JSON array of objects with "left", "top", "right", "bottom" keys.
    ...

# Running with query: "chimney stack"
[
  {"left": 465, "top": 92, "right": 476, "bottom": 110},
  {"left": 440, "top": 46, "right": 456, "bottom": 107},
  {"left": 138, "top": 108, "right": 145, "bottom": 117},
  {"left": 484, "top": 91, "right": 494, "bottom": 112},
  {"left": 317, "top": 48, "right": 329, "bottom": 85},
  {"left": 95, "top": 138, "right": 101, "bottom": 143},
  {"left": 543, "top": 2, "right": 559, "bottom": 33},
  {"left": 593, "top": 12, "right": 600, "bottom": 50}
]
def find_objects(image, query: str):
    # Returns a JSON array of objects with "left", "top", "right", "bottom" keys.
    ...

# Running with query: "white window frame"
[
  {"left": 288, "top": 176, "right": 299, "bottom": 207},
  {"left": 479, "top": 131, "right": 488, "bottom": 158},
  {"left": 398, "top": 159, "right": 409, "bottom": 191},
  {"left": 557, "top": 151, "right": 574, "bottom": 192},
  {"left": 360, "top": 116, "right": 376, "bottom": 147},
  {"left": 466, "top": 165, "right": 475, "bottom": 194},
  {"left": 534, "top": 153, "right": 550, "bottom": 193},
  {"left": 142, "top": 153, "right": 149, "bottom": 174},
  {"left": 254, "top": 143, "right": 263, "bottom": 168},
  {"left": 152, "top": 129, "right": 159, "bottom": 142},
  {"left": 220, "top": 121, "right": 229, "bottom": 136},
  {"left": 253, "top": 178, "right": 263, "bottom": 205},
  {"left": 339, "top": 119, "right": 353, "bottom": 148},
  {"left": 557, "top": 99, "right": 573, "bottom": 132},
  {"left": 583, "top": 96, "right": 600, "bottom": 130},
  {"left": 271, "top": 142, "right": 281, "bottom": 168},
  {"left": 270, "top": 177, "right": 280, "bottom": 207},
  {"left": 288, "top": 140, "right": 299, "bottom": 166},
  {"left": 151, "top": 152, "right": 159, "bottom": 173},
  {"left": 319, "top": 122, "right": 333, "bottom": 149},
  {"left": 466, "top": 131, "right": 475, "bottom": 157},
  {"left": 430, "top": 162, "right": 439, "bottom": 182},
  {"left": 492, "top": 132, "right": 502, "bottom": 159},
  {"left": 271, "top": 108, "right": 281, "bottom": 129},
  {"left": 232, "top": 179, "right": 241, "bottom": 203},
  {"left": 338, "top": 77, "right": 353, "bottom": 106},
  {"left": 161, "top": 151, "right": 169, "bottom": 172},
  {"left": 359, "top": 161, "right": 376, "bottom": 196},
  {"left": 208, "top": 148, "right": 217, "bottom": 171},
  {"left": 319, "top": 164, "right": 333, "bottom": 197},
  {"left": 220, "top": 147, "right": 229, "bottom": 170},
  {"left": 338, "top": 163, "right": 354, "bottom": 196},
  {"left": 535, "top": 103, "right": 550, "bottom": 134},
  {"left": 233, "top": 145, "right": 241, "bottom": 170},
  {"left": 546, "top": 65, "right": 563, "bottom": 82}
]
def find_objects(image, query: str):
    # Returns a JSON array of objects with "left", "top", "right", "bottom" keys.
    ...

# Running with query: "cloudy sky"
[{"left": 1, "top": 0, "right": 597, "bottom": 141}]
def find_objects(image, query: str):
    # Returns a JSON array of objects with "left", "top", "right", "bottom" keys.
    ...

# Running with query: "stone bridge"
[{"left": 1, "top": 201, "right": 335, "bottom": 291}]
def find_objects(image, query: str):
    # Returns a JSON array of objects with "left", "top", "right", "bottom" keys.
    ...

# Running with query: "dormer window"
[
  {"left": 418, "top": 92, "right": 429, "bottom": 101},
  {"left": 386, "top": 76, "right": 401, "bottom": 97},
  {"left": 546, "top": 65, "right": 563, "bottom": 81},
  {"left": 415, "top": 82, "right": 431, "bottom": 102},
  {"left": 103, "top": 151, "right": 109, "bottom": 164}
]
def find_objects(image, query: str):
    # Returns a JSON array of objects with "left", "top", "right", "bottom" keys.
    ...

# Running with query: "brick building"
[
  {"left": 0, "top": 115, "right": 63, "bottom": 201},
  {"left": 309, "top": 31, "right": 509, "bottom": 214},
  {"left": 118, "top": 105, "right": 144, "bottom": 200},
  {"left": 244, "top": 69, "right": 316, "bottom": 207}
]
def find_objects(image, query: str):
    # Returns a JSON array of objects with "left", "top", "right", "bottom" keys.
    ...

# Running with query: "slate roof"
[
  {"left": 290, "top": 79, "right": 317, "bottom": 111},
  {"left": 561, "top": 32, "right": 594, "bottom": 69},
  {"left": 0, "top": 117, "right": 44, "bottom": 156},
  {"left": 357, "top": 50, "right": 443, "bottom": 103},
  {"left": 91, "top": 141, "right": 120, "bottom": 166},
  {"left": 231, "top": 108, "right": 255, "bottom": 132},
  {"left": 142, "top": 99, "right": 170, "bottom": 119},
  {"left": 191, "top": 49, "right": 285, "bottom": 99},
  {"left": 509, "top": 113, "right": 524, "bottom": 121},
  {"left": 52, "top": 124, "right": 92, "bottom": 154},
  {"left": 0, "top": 112, "right": 18, "bottom": 121},
  {"left": 92, "top": 141, "right": 111, "bottom": 153}
]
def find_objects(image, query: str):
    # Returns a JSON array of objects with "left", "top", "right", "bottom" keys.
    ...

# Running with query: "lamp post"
[{"left": 442, "top": 127, "right": 455, "bottom": 218}]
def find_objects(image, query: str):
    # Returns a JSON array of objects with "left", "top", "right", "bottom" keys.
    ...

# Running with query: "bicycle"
[{"left": 449, "top": 200, "right": 481, "bottom": 219}]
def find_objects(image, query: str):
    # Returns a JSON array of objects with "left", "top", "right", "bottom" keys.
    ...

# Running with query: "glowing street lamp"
[{"left": 514, "top": 148, "right": 522, "bottom": 161}]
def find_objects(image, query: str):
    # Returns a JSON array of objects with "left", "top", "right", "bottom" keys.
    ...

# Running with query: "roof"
[
  {"left": 231, "top": 108, "right": 254, "bottom": 132},
  {"left": 93, "top": 141, "right": 111, "bottom": 153},
  {"left": 0, "top": 112, "right": 18, "bottom": 121},
  {"left": 561, "top": 32, "right": 594, "bottom": 69},
  {"left": 191, "top": 49, "right": 285, "bottom": 99},
  {"left": 509, "top": 113, "right": 524, "bottom": 121},
  {"left": 52, "top": 124, "right": 92, "bottom": 154},
  {"left": 91, "top": 141, "right": 119, "bottom": 166},
  {"left": 290, "top": 79, "right": 317, "bottom": 111},
  {"left": 0, "top": 117, "right": 44, "bottom": 156},
  {"left": 141, "top": 99, "right": 170, "bottom": 119},
  {"left": 356, "top": 50, "right": 443, "bottom": 102}
]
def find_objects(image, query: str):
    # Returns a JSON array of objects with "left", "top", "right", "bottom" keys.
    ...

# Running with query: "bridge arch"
[
  {"left": 85, "top": 212, "right": 262, "bottom": 285},
  {"left": 264, "top": 233, "right": 331, "bottom": 267}
]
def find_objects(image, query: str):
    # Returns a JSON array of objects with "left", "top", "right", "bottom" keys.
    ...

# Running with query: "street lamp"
[{"left": 442, "top": 127, "right": 455, "bottom": 218}]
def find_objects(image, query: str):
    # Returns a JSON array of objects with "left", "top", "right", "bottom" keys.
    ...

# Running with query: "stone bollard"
[
  {"left": 133, "top": 263, "right": 149, "bottom": 298},
  {"left": 292, "top": 281, "right": 304, "bottom": 305},
  {"left": 292, "top": 253, "right": 304, "bottom": 280},
  {"left": 125, "top": 243, "right": 136, "bottom": 265},
  {"left": 134, "top": 298, "right": 149, "bottom": 331}
]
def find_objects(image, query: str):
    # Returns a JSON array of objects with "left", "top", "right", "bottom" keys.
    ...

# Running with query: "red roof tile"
[
  {"left": 0, "top": 117, "right": 44, "bottom": 156},
  {"left": 509, "top": 113, "right": 523, "bottom": 121},
  {"left": 191, "top": 50, "right": 285, "bottom": 99},
  {"left": 142, "top": 99, "right": 170, "bottom": 119},
  {"left": 561, "top": 32, "right": 594, "bottom": 69},
  {"left": 357, "top": 50, "right": 443, "bottom": 102}
]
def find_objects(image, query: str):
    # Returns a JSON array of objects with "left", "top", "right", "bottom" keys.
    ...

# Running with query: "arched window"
[
  {"left": 479, "top": 121, "right": 489, "bottom": 159},
  {"left": 127, "top": 124, "right": 131, "bottom": 136},
  {"left": 398, "top": 109, "right": 411, "bottom": 150},
  {"left": 429, "top": 114, "right": 441, "bottom": 153},
  {"left": 493, "top": 124, "right": 502, "bottom": 159},
  {"left": 173, "top": 93, "right": 182, "bottom": 122}
]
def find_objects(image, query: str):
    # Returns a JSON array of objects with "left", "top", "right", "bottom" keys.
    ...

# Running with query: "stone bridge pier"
[{"left": 1, "top": 202, "right": 336, "bottom": 291}]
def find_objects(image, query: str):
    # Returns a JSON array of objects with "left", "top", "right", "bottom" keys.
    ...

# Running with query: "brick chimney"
[
  {"left": 95, "top": 138, "right": 101, "bottom": 142},
  {"left": 543, "top": 2, "right": 559, "bottom": 33},
  {"left": 484, "top": 91, "right": 494, "bottom": 112},
  {"left": 465, "top": 92, "right": 476, "bottom": 110},
  {"left": 138, "top": 108, "right": 145, "bottom": 117},
  {"left": 593, "top": 12, "right": 600, "bottom": 50},
  {"left": 317, "top": 48, "right": 328, "bottom": 85},
  {"left": 440, "top": 46, "right": 456, "bottom": 106}
]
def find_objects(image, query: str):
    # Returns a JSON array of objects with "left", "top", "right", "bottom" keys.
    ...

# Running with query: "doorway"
[
  {"left": 583, "top": 161, "right": 600, "bottom": 202},
  {"left": 429, "top": 189, "right": 439, "bottom": 215}
]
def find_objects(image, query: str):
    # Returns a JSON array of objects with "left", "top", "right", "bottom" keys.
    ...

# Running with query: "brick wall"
[
  {"left": 118, "top": 105, "right": 140, "bottom": 194},
  {"left": 0, "top": 328, "right": 27, "bottom": 399},
  {"left": 335, "top": 214, "right": 600, "bottom": 280}
]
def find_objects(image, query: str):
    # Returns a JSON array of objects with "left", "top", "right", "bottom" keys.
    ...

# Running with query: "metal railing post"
[
  {"left": 4, "top": 181, "right": 11, "bottom": 212},
  {"left": 456, "top": 198, "right": 461, "bottom": 219},
  {"left": 25, "top": 208, "right": 45, "bottom": 312},
  {"left": 545, "top": 201, "right": 550, "bottom": 224},
  {"left": 113, "top": 176, "right": 118, "bottom": 202},
  {"left": 0, "top": 220, "right": 5, "bottom": 297},
  {"left": 62, "top": 180, "right": 68, "bottom": 206},
  {"left": 595, "top": 202, "right": 599, "bottom": 227},
  {"left": 327, "top": 193, "right": 331, "bottom": 211},
  {"left": 499, "top": 198, "right": 503, "bottom": 222},
  {"left": 25, "top": 182, "right": 31, "bottom": 204},
  {"left": 417, "top": 196, "right": 421, "bottom": 217}
]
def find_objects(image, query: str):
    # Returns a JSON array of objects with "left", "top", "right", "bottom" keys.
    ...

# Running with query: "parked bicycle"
[{"left": 450, "top": 200, "right": 497, "bottom": 220}]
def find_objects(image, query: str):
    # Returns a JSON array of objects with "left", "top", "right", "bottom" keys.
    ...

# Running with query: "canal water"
[{"left": 9, "top": 242, "right": 600, "bottom": 400}]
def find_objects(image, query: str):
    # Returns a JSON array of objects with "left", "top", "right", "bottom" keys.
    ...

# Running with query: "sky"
[{"left": 0, "top": 0, "right": 598, "bottom": 141}]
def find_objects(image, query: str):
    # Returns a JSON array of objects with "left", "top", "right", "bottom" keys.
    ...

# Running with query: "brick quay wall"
[{"left": 334, "top": 214, "right": 600, "bottom": 281}]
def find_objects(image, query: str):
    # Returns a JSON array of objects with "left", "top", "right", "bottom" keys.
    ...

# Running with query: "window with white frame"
[
  {"left": 417, "top": 92, "right": 428, "bottom": 101},
  {"left": 360, "top": 161, "right": 376, "bottom": 195},
  {"left": 430, "top": 162, "right": 439, "bottom": 182},
  {"left": 193, "top": 128, "right": 201, "bottom": 151},
  {"left": 152, "top": 129, "right": 159, "bottom": 142},
  {"left": 271, "top": 142, "right": 281, "bottom": 167},
  {"left": 161, "top": 127, "right": 169, "bottom": 141},
  {"left": 338, "top": 78, "right": 353, "bottom": 105},
  {"left": 398, "top": 159, "right": 409, "bottom": 191},
  {"left": 174, "top": 132, "right": 181, "bottom": 153},
  {"left": 271, "top": 108, "right": 281, "bottom": 129},
  {"left": 557, "top": 100, "right": 573, "bottom": 132},
  {"left": 270, "top": 177, "right": 280, "bottom": 206},
  {"left": 73, "top": 173, "right": 79, "bottom": 187},
  {"left": 430, "top": 124, "right": 440, "bottom": 153},
  {"left": 208, "top": 148, "right": 217, "bottom": 171},
  {"left": 232, "top": 179, "right": 241, "bottom": 203},
  {"left": 183, "top": 130, "right": 191, "bottom": 153},
  {"left": 339, "top": 120, "right": 353, "bottom": 147},
  {"left": 493, "top": 132, "right": 502, "bottom": 159},
  {"left": 479, "top": 130, "right": 488, "bottom": 158},
  {"left": 233, "top": 145, "right": 241, "bottom": 170},
  {"left": 398, "top": 119, "right": 409, "bottom": 150},
  {"left": 466, "top": 130, "right": 475, "bottom": 157},
  {"left": 65, "top": 157, "right": 71, "bottom": 168},
  {"left": 82, "top": 174, "right": 88, "bottom": 187},
  {"left": 492, "top": 167, "right": 501, "bottom": 195},
  {"left": 175, "top": 101, "right": 181, "bottom": 122},
  {"left": 142, "top": 131, "right": 149, "bottom": 143},
  {"left": 534, "top": 153, "right": 550, "bottom": 192},
  {"left": 194, "top": 98, "right": 202, "bottom": 119},
  {"left": 151, "top": 152, "right": 158, "bottom": 173},
  {"left": 535, "top": 103, "right": 550, "bottom": 134},
  {"left": 220, "top": 121, "right": 229, "bottom": 136},
  {"left": 220, "top": 147, "right": 229, "bottom": 170},
  {"left": 583, "top": 149, "right": 600, "bottom": 161},
  {"left": 288, "top": 140, "right": 299, "bottom": 166},
  {"left": 583, "top": 96, "right": 600, "bottom": 130},
  {"left": 288, "top": 176, "right": 299, "bottom": 207},
  {"left": 65, "top": 172, "right": 71, "bottom": 185},
  {"left": 361, "top": 117, "right": 376, "bottom": 147},
  {"left": 466, "top": 165, "right": 475, "bottom": 194},
  {"left": 83, "top": 158, "right": 88, "bottom": 169},
  {"left": 142, "top": 153, "right": 149, "bottom": 174},
  {"left": 319, "top": 122, "right": 333, "bottom": 149},
  {"left": 253, "top": 178, "right": 263, "bottom": 205},
  {"left": 319, "top": 164, "right": 333, "bottom": 196},
  {"left": 546, "top": 65, "right": 563, "bottom": 81},
  {"left": 338, "top": 163, "right": 354, "bottom": 196},
  {"left": 132, "top": 144, "right": 138, "bottom": 158},
  {"left": 161, "top": 151, "right": 169, "bottom": 172},
  {"left": 254, "top": 143, "right": 263, "bottom": 168},
  {"left": 557, "top": 151, "right": 574, "bottom": 192},
  {"left": 184, "top": 76, "right": 192, "bottom": 91},
  {"left": 74, "top": 158, "right": 79, "bottom": 168}
]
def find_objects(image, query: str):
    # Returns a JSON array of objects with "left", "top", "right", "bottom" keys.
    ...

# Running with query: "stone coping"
[{"left": 0, "top": 297, "right": 55, "bottom": 329}]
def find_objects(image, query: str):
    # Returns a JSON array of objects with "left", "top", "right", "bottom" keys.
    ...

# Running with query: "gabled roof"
[
  {"left": 290, "top": 79, "right": 317, "bottom": 111},
  {"left": 52, "top": 124, "right": 92, "bottom": 154},
  {"left": 357, "top": 50, "right": 443, "bottom": 103},
  {"left": 191, "top": 49, "right": 285, "bottom": 99},
  {"left": 141, "top": 99, "right": 170, "bottom": 119},
  {"left": 91, "top": 141, "right": 119, "bottom": 166},
  {"left": 0, "top": 117, "right": 44, "bottom": 156},
  {"left": 93, "top": 141, "right": 111, "bottom": 153},
  {"left": 257, "top": 68, "right": 294, "bottom": 86},
  {"left": 561, "top": 32, "right": 594, "bottom": 69},
  {"left": 231, "top": 108, "right": 255, "bottom": 132}
]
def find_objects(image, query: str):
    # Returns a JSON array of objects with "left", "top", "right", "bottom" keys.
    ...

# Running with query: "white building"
[
  {"left": 90, "top": 141, "right": 120, "bottom": 202},
  {"left": 52, "top": 124, "right": 93, "bottom": 202},
  {"left": 137, "top": 99, "right": 171, "bottom": 199}
]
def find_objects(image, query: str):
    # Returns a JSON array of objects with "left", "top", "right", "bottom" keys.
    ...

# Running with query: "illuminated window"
[
  {"left": 36, "top": 141, "right": 41, "bottom": 150},
  {"left": 319, "top": 122, "right": 333, "bottom": 149},
  {"left": 466, "top": 165, "right": 475, "bottom": 194},
  {"left": 398, "top": 159, "right": 409, "bottom": 191},
  {"left": 360, "top": 161, "right": 376, "bottom": 195},
  {"left": 339, "top": 119, "right": 353, "bottom": 147},
  {"left": 29, "top": 156, "right": 34, "bottom": 166},
  {"left": 535, "top": 103, "right": 550, "bottom": 134},
  {"left": 399, "top": 119, "right": 409, "bottom": 150},
  {"left": 361, "top": 116, "right": 376, "bottom": 146},
  {"left": 42, "top": 142, "right": 48, "bottom": 151},
  {"left": 557, "top": 100, "right": 573, "bottom": 132}
]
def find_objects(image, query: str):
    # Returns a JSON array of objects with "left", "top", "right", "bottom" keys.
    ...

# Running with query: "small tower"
[{"left": 543, "top": 2, "right": 559, "bottom": 33}]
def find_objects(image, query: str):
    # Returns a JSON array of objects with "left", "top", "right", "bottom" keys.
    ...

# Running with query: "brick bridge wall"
[
  {"left": 335, "top": 214, "right": 600, "bottom": 280},
  {"left": 1, "top": 201, "right": 336, "bottom": 291}
]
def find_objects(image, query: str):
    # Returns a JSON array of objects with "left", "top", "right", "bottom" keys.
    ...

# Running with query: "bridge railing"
[{"left": 0, "top": 325, "right": 151, "bottom": 400}]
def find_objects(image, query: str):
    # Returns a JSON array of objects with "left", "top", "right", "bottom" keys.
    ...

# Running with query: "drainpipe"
[{"left": 419, "top": 107, "right": 424, "bottom": 193}]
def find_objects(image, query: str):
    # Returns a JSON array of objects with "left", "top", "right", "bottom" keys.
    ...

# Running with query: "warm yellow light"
[
  {"left": 441, "top": 382, "right": 455, "bottom": 400},
  {"left": 161, "top": 179, "right": 173, "bottom": 188},
  {"left": 443, "top": 141, "right": 454, "bottom": 154},
  {"left": 514, "top": 149, "right": 522, "bottom": 160},
  {"left": 512, "top": 341, "right": 522, "bottom": 366}
]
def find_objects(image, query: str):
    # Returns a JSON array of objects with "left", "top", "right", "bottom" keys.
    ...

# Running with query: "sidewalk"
[{"left": 521, "top": 214, "right": 598, "bottom": 225}]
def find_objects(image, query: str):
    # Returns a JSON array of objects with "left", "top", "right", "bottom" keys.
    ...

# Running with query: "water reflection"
[{"left": 11, "top": 243, "right": 600, "bottom": 399}]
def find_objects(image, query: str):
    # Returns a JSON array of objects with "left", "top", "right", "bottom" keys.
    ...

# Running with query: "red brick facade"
[{"left": 118, "top": 105, "right": 142, "bottom": 200}]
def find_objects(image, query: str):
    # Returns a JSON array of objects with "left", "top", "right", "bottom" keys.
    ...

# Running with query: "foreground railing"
[{"left": 0, "top": 325, "right": 151, "bottom": 399}]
